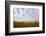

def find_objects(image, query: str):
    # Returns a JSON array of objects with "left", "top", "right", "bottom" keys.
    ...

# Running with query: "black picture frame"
[{"left": 5, "top": 1, "right": 45, "bottom": 35}]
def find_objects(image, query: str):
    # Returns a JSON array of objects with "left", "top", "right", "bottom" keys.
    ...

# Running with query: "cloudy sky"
[{"left": 13, "top": 8, "right": 39, "bottom": 22}]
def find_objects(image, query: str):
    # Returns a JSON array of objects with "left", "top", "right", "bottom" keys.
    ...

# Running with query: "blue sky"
[{"left": 13, "top": 8, "right": 39, "bottom": 22}]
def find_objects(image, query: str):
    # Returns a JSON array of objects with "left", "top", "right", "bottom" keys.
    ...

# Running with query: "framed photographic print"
[{"left": 5, "top": 1, "right": 45, "bottom": 35}]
